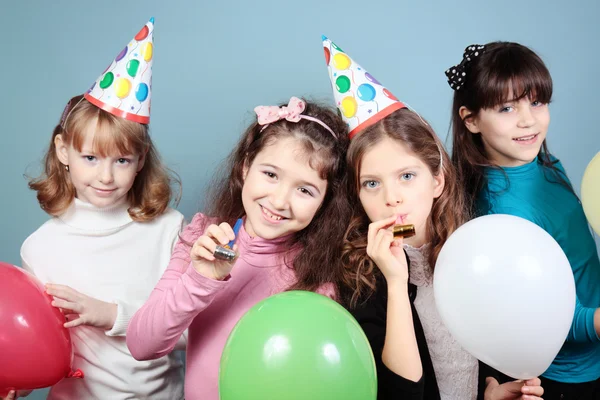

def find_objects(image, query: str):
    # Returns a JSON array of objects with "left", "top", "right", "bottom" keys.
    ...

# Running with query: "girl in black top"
[{"left": 338, "top": 107, "right": 544, "bottom": 400}]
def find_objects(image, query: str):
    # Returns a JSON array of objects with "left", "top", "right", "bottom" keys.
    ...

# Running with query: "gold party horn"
[{"left": 393, "top": 224, "right": 416, "bottom": 239}]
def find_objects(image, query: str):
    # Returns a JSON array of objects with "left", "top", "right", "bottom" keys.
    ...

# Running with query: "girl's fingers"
[
  {"left": 204, "top": 224, "right": 231, "bottom": 246},
  {"left": 51, "top": 298, "right": 80, "bottom": 313},
  {"left": 191, "top": 243, "right": 216, "bottom": 261},
  {"left": 524, "top": 378, "right": 541, "bottom": 386},
  {"left": 45, "top": 284, "right": 78, "bottom": 300},
  {"left": 194, "top": 235, "right": 219, "bottom": 253},
  {"left": 373, "top": 229, "right": 392, "bottom": 254},
  {"left": 521, "top": 384, "right": 544, "bottom": 396},
  {"left": 218, "top": 222, "right": 236, "bottom": 242},
  {"left": 368, "top": 216, "right": 398, "bottom": 248},
  {"left": 64, "top": 317, "right": 85, "bottom": 328}
]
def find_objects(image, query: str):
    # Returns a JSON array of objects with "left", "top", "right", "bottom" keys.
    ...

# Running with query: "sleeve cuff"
[
  {"left": 185, "top": 262, "right": 232, "bottom": 288},
  {"left": 106, "top": 300, "right": 136, "bottom": 337},
  {"left": 586, "top": 307, "right": 600, "bottom": 342},
  {"left": 378, "top": 360, "right": 424, "bottom": 397}
]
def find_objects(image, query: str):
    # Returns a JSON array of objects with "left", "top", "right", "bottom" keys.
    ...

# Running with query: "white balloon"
[{"left": 433, "top": 214, "right": 576, "bottom": 379}]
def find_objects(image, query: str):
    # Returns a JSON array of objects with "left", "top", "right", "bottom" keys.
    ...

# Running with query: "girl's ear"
[
  {"left": 54, "top": 134, "right": 69, "bottom": 166},
  {"left": 137, "top": 145, "right": 149, "bottom": 172},
  {"left": 433, "top": 169, "right": 445, "bottom": 199},
  {"left": 459, "top": 106, "right": 480, "bottom": 134}
]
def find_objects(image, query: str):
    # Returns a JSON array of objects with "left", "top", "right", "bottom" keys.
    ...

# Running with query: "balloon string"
[
  {"left": 140, "top": 63, "right": 149, "bottom": 79},
  {"left": 127, "top": 45, "right": 136, "bottom": 62},
  {"left": 129, "top": 41, "right": 140, "bottom": 55}
]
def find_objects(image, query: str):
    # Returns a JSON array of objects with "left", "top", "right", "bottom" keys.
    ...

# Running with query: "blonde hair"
[{"left": 29, "top": 95, "right": 180, "bottom": 221}]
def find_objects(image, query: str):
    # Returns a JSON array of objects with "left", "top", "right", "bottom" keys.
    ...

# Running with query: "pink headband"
[{"left": 254, "top": 97, "right": 337, "bottom": 139}]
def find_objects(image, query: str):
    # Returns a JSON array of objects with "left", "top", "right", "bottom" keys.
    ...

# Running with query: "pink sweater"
[{"left": 127, "top": 213, "right": 332, "bottom": 399}]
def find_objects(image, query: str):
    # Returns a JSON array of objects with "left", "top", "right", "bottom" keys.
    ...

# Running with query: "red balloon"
[
  {"left": 0, "top": 263, "right": 76, "bottom": 394},
  {"left": 135, "top": 25, "right": 149, "bottom": 41},
  {"left": 324, "top": 47, "right": 331, "bottom": 65}
]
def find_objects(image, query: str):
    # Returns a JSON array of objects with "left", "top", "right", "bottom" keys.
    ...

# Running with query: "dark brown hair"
[
  {"left": 341, "top": 108, "right": 468, "bottom": 307},
  {"left": 450, "top": 41, "right": 571, "bottom": 214},
  {"left": 203, "top": 99, "right": 351, "bottom": 294},
  {"left": 29, "top": 95, "right": 179, "bottom": 221}
]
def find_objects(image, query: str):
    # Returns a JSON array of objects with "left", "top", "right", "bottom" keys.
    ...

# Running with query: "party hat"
[
  {"left": 84, "top": 18, "right": 155, "bottom": 124},
  {"left": 322, "top": 36, "right": 405, "bottom": 139}
]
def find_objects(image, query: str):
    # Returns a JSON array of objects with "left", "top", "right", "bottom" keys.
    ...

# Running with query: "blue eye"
[
  {"left": 401, "top": 173, "right": 415, "bottom": 181},
  {"left": 84, "top": 155, "right": 96, "bottom": 162},
  {"left": 499, "top": 106, "right": 513, "bottom": 113},
  {"left": 531, "top": 100, "right": 543, "bottom": 107},
  {"left": 116, "top": 158, "right": 131, "bottom": 165},
  {"left": 361, "top": 180, "right": 379, "bottom": 189}
]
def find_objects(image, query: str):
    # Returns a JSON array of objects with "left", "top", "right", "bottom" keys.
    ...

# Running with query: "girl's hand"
[
  {"left": 366, "top": 216, "right": 409, "bottom": 284},
  {"left": 45, "top": 284, "right": 117, "bottom": 330},
  {"left": 485, "top": 377, "right": 544, "bottom": 400},
  {"left": 1, "top": 390, "right": 33, "bottom": 399},
  {"left": 1, "top": 390, "right": 16, "bottom": 400},
  {"left": 190, "top": 222, "right": 237, "bottom": 281}
]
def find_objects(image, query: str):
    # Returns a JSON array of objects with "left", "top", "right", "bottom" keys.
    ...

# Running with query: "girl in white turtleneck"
[{"left": 16, "top": 95, "right": 185, "bottom": 400}]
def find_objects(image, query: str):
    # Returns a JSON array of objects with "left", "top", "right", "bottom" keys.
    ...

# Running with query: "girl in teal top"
[{"left": 447, "top": 41, "right": 600, "bottom": 399}]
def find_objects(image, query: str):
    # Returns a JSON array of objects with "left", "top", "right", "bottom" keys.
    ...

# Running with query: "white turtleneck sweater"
[
  {"left": 20, "top": 198, "right": 185, "bottom": 400},
  {"left": 405, "top": 244, "right": 478, "bottom": 400}
]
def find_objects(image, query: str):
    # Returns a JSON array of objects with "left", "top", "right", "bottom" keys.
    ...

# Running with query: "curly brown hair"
[
  {"left": 340, "top": 108, "right": 468, "bottom": 308},
  {"left": 28, "top": 95, "right": 180, "bottom": 221},
  {"left": 201, "top": 98, "right": 351, "bottom": 294}
]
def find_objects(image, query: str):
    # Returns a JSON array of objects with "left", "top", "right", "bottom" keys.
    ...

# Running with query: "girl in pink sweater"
[{"left": 126, "top": 97, "right": 351, "bottom": 399}]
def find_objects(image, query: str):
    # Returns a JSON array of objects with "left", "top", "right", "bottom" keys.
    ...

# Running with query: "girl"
[
  {"left": 322, "top": 36, "right": 544, "bottom": 400},
  {"left": 17, "top": 94, "right": 185, "bottom": 399},
  {"left": 341, "top": 108, "right": 543, "bottom": 400},
  {"left": 12, "top": 18, "right": 186, "bottom": 399},
  {"left": 126, "top": 97, "right": 351, "bottom": 400},
  {"left": 448, "top": 41, "right": 600, "bottom": 400}
]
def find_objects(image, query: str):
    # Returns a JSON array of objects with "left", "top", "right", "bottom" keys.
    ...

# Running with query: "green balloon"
[
  {"left": 126, "top": 59, "right": 140, "bottom": 78},
  {"left": 219, "top": 291, "right": 377, "bottom": 400},
  {"left": 336, "top": 75, "right": 351, "bottom": 93},
  {"left": 99, "top": 72, "right": 114, "bottom": 89}
]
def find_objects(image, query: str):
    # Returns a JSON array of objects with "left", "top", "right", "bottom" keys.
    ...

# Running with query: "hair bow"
[{"left": 445, "top": 44, "right": 486, "bottom": 91}]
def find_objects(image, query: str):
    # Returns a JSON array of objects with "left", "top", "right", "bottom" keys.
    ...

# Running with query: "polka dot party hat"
[
  {"left": 322, "top": 36, "right": 406, "bottom": 139},
  {"left": 84, "top": 18, "right": 155, "bottom": 124}
]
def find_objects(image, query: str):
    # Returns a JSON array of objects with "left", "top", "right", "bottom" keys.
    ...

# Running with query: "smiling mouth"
[
  {"left": 260, "top": 205, "right": 287, "bottom": 221},
  {"left": 513, "top": 133, "right": 538, "bottom": 142},
  {"left": 92, "top": 187, "right": 116, "bottom": 193}
]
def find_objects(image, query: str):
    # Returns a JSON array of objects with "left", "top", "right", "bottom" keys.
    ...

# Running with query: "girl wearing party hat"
[
  {"left": 447, "top": 41, "right": 600, "bottom": 400},
  {"left": 126, "top": 96, "right": 352, "bottom": 399},
  {"left": 322, "top": 36, "right": 544, "bottom": 400},
  {"left": 14, "top": 18, "right": 186, "bottom": 400}
]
